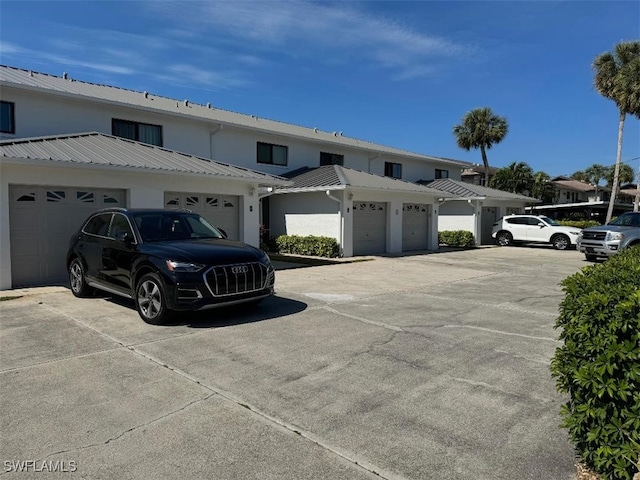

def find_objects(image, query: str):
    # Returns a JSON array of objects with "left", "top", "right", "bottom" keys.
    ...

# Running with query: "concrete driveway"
[{"left": 1, "top": 246, "right": 586, "bottom": 479}]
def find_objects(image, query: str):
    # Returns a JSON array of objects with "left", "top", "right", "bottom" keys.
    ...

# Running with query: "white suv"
[{"left": 491, "top": 215, "right": 581, "bottom": 250}]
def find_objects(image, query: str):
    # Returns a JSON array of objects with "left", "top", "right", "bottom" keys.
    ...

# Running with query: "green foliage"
[
  {"left": 489, "top": 161, "right": 534, "bottom": 194},
  {"left": 550, "top": 248, "right": 640, "bottom": 480},
  {"left": 557, "top": 220, "right": 601, "bottom": 229},
  {"left": 438, "top": 230, "right": 476, "bottom": 248},
  {"left": 274, "top": 235, "right": 339, "bottom": 258}
]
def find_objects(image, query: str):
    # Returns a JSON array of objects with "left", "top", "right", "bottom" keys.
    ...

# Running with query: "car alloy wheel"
[
  {"left": 136, "top": 273, "right": 172, "bottom": 325},
  {"left": 69, "top": 258, "right": 91, "bottom": 297},
  {"left": 496, "top": 231, "right": 513, "bottom": 246},
  {"left": 552, "top": 234, "right": 569, "bottom": 250}
]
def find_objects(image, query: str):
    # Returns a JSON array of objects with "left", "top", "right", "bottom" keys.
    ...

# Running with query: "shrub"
[
  {"left": 558, "top": 220, "right": 601, "bottom": 229},
  {"left": 550, "top": 248, "right": 640, "bottom": 480},
  {"left": 438, "top": 230, "right": 475, "bottom": 248},
  {"left": 274, "top": 235, "right": 339, "bottom": 258}
]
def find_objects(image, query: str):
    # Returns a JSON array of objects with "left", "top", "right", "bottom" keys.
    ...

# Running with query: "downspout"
[
  {"left": 326, "top": 190, "right": 344, "bottom": 257},
  {"left": 368, "top": 153, "right": 381, "bottom": 173},
  {"left": 209, "top": 123, "right": 224, "bottom": 160}
]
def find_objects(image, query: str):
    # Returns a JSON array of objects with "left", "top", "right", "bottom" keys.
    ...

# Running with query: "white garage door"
[
  {"left": 402, "top": 203, "right": 429, "bottom": 251},
  {"left": 9, "top": 185, "right": 126, "bottom": 287},
  {"left": 481, "top": 206, "right": 498, "bottom": 245},
  {"left": 165, "top": 192, "right": 240, "bottom": 241},
  {"left": 353, "top": 202, "right": 386, "bottom": 255}
]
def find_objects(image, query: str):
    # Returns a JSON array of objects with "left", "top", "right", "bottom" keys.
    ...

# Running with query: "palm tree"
[
  {"left": 604, "top": 163, "right": 634, "bottom": 187},
  {"left": 531, "top": 171, "right": 557, "bottom": 204},
  {"left": 453, "top": 107, "right": 509, "bottom": 186},
  {"left": 571, "top": 170, "right": 589, "bottom": 183},
  {"left": 489, "top": 161, "right": 534, "bottom": 194},
  {"left": 593, "top": 40, "right": 640, "bottom": 223},
  {"left": 584, "top": 163, "right": 608, "bottom": 200}
]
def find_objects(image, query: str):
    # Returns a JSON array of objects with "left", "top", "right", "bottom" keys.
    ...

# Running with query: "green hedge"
[
  {"left": 550, "top": 248, "right": 640, "bottom": 480},
  {"left": 557, "top": 220, "right": 601, "bottom": 229},
  {"left": 438, "top": 230, "right": 475, "bottom": 248},
  {"left": 274, "top": 235, "right": 339, "bottom": 258}
]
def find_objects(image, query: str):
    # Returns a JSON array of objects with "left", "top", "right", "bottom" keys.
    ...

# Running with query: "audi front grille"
[{"left": 204, "top": 262, "right": 272, "bottom": 297}]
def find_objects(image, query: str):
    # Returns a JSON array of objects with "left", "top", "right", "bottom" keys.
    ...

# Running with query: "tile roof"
[
  {"left": 0, "top": 132, "right": 289, "bottom": 185},
  {"left": 552, "top": 179, "right": 602, "bottom": 192},
  {"left": 276, "top": 165, "right": 449, "bottom": 195},
  {"left": 423, "top": 178, "right": 540, "bottom": 202},
  {"left": 0, "top": 65, "right": 473, "bottom": 169}
]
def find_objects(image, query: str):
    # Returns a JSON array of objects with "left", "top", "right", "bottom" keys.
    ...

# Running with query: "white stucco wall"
[
  {"left": 0, "top": 161, "right": 260, "bottom": 290},
  {"left": 269, "top": 192, "right": 340, "bottom": 239},
  {"left": 438, "top": 201, "right": 476, "bottom": 233}
]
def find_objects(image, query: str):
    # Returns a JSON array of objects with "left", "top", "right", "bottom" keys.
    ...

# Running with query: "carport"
[{"left": 0, "top": 132, "right": 289, "bottom": 289}]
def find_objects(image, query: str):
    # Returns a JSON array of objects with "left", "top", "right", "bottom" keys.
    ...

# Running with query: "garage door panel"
[
  {"left": 9, "top": 185, "right": 125, "bottom": 287},
  {"left": 402, "top": 203, "right": 429, "bottom": 251},
  {"left": 165, "top": 192, "right": 240, "bottom": 241},
  {"left": 353, "top": 202, "right": 386, "bottom": 256}
]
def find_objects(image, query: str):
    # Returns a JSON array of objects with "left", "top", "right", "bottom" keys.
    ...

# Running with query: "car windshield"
[
  {"left": 133, "top": 212, "right": 225, "bottom": 242},
  {"left": 609, "top": 213, "right": 640, "bottom": 227},
  {"left": 540, "top": 216, "right": 560, "bottom": 226}
]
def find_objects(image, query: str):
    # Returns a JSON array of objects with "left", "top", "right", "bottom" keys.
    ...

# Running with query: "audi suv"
[{"left": 67, "top": 208, "right": 275, "bottom": 324}]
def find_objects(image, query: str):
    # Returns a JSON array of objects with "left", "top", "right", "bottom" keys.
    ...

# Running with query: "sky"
[{"left": 0, "top": 0, "right": 639, "bottom": 178}]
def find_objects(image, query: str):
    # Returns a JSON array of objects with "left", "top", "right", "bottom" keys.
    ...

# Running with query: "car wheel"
[
  {"left": 135, "top": 273, "right": 173, "bottom": 325},
  {"left": 496, "top": 231, "right": 513, "bottom": 246},
  {"left": 69, "top": 258, "right": 91, "bottom": 297},
  {"left": 551, "top": 234, "right": 569, "bottom": 250},
  {"left": 585, "top": 254, "right": 598, "bottom": 262}
]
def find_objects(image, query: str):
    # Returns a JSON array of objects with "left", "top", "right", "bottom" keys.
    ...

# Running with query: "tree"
[
  {"left": 604, "top": 162, "right": 634, "bottom": 186},
  {"left": 453, "top": 107, "right": 509, "bottom": 186},
  {"left": 593, "top": 41, "right": 640, "bottom": 223},
  {"left": 489, "top": 161, "right": 534, "bottom": 194},
  {"left": 531, "top": 171, "right": 557, "bottom": 204},
  {"left": 571, "top": 170, "right": 589, "bottom": 183},
  {"left": 583, "top": 163, "right": 608, "bottom": 200}
]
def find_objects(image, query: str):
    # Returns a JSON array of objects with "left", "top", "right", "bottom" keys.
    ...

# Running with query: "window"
[
  {"left": 109, "top": 214, "right": 134, "bottom": 239},
  {"left": 257, "top": 142, "right": 288, "bottom": 166},
  {"left": 112, "top": 119, "right": 162, "bottom": 146},
  {"left": 1, "top": 101, "right": 15, "bottom": 134},
  {"left": 384, "top": 162, "right": 402, "bottom": 179},
  {"left": 435, "top": 169, "right": 449, "bottom": 179},
  {"left": 83, "top": 214, "right": 112, "bottom": 237},
  {"left": 320, "top": 152, "right": 344, "bottom": 166}
]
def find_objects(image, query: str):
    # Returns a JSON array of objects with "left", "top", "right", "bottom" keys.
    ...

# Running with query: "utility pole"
[{"left": 635, "top": 162, "right": 640, "bottom": 212}]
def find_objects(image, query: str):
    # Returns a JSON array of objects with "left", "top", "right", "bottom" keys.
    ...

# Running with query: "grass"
[{"left": 0, "top": 296, "right": 23, "bottom": 301}]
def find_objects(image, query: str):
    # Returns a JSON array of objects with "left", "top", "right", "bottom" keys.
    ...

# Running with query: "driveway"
[{"left": 1, "top": 246, "right": 585, "bottom": 479}]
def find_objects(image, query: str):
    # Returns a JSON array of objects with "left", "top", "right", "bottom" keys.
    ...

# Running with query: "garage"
[
  {"left": 9, "top": 185, "right": 126, "bottom": 287},
  {"left": 165, "top": 192, "right": 240, "bottom": 240},
  {"left": 402, "top": 203, "right": 429, "bottom": 251},
  {"left": 480, "top": 206, "right": 498, "bottom": 245},
  {"left": 353, "top": 201, "right": 387, "bottom": 255}
]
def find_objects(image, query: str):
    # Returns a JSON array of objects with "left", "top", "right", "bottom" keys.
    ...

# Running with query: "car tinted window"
[
  {"left": 506, "top": 218, "right": 522, "bottom": 225},
  {"left": 527, "top": 217, "right": 542, "bottom": 226},
  {"left": 83, "top": 213, "right": 112, "bottom": 236},
  {"left": 134, "top": 212, "right": 224, "bottom": 242},
  {"left": 109, "top": 213, "right": 134, "bottom": 239},
  {"left": 610, "top": 213, "right": 640, "bottom": 227}
]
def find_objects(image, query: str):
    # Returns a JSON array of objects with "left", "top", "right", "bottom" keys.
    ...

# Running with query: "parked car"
[
  {"left": 577, "top": 211, "right": 640, "bottom": 261},
  {"left": 67, "top": 208, "right": 275, "bottom": 324},
  {"left": 491, "top": 214, "right": 581, "bottom": 250}
]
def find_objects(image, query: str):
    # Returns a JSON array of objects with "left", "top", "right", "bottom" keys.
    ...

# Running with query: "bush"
[
  {"left": 274, "top": 235, "right": 339, "bottom": 258},
  {"left": 558, "top": 220, "right": 601, "bottom": 229},
  {"left": 550, "top": 248, "right": 640, "bottom": 480},
  {"left": 438, "top": 230, "right": 476, "bottom": 248}
]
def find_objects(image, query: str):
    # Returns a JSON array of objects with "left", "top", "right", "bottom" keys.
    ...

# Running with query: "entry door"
[
  {"left": 353, "top": 202, "right": 386, "bottom": 255},
  {"left": 480, "top": 207, "right": 497, "bottom": 245}
]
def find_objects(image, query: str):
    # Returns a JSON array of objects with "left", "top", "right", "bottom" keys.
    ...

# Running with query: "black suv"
[{"left": 67, "top": 208, "right": 275, "bottom": 324}]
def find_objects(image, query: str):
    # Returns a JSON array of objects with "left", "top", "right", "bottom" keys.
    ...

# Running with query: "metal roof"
[
  {"left": 276, "top": 165, "right": 449, "bottom": 196},
  {"left": 0, "top": 65, "right": 472, "bottom": 169},
  {"left": 0, "top": 132, "right": 289, "bottom": 185},
  {"left": 424, "top": 178, "right": 540, "bottom": 202}
]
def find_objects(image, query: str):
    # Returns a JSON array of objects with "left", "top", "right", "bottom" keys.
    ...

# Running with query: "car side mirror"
[
  {"left": 117, "top": 231, "right": 134, "bottom": 245},
  {"left": 538, "top": 222, "right": 546, "bottom": 228}
]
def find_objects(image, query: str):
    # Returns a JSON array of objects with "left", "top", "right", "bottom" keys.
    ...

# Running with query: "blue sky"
[{"left": 1, "top": 0, "right": 638, "bottom": 178}]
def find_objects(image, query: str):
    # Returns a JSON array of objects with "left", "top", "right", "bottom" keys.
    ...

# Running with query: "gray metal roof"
[
  {"left": 424, "top": 178, "right": 540, "bottom": 202},
  {"left": 0, "top": 65, "right": 472, "bottom": 168},
  {"left": 0, "top": 132, "right": 289, "bottom": 185},
  {"left": 276, "top": 165, "right": 449, "bottom": 196}
]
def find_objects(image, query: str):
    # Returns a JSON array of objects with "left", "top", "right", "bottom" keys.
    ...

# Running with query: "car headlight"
[
  {"left": 569, "top": 231, "right": 580, "bottom": 236},
  {"left": 165, "top": 260, "right": 205, "bottom": 272},
  {"left": 606, "top": 232, "right": 625, "bottom": 242}
]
